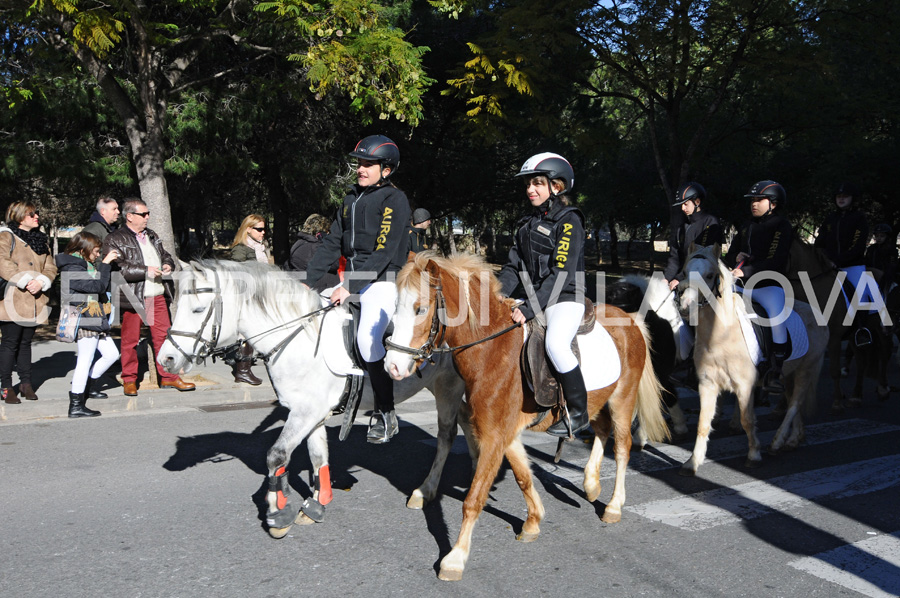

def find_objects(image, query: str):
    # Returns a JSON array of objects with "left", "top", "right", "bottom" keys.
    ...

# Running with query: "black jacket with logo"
[
  {"left": 814, "top": 208, "right": 869, "bottom": 268},
  {"left": 663, "top": 210, "right": 724, "bottom": 282},
  {"left": 498, "top": 199, "right": 585, "bottom": 320},
  {"left": 306, "top": 183, "right": 411, "bottom": 294},
  {"left": 724, "top": 212, "right": 793, "bottom": 287}
]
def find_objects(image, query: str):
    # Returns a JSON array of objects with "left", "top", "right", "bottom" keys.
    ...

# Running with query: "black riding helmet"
[
  {"left": 672, "top": 182, "right": 706, "bottom": 207},
  {"left": 835, "top": 181, "right": 861, "bottom": 198},
  {"left": 515, "top": 152, "right": 575, "bottom": 197},
  {"left": 348, "top": 134, "right": 400, "bottom": 176},
  {"left": 745, "top": 180, "right": 786, "bottom": 208},
  {"left": 873, "top": 223, "right": 893, "bottom": 236}
]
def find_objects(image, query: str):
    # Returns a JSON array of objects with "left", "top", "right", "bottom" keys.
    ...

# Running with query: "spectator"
[
  {"left": 224, "top": 214, "right": 268, "bottom": 386},
  {"left": 55, "top": 232, "right": 120, "bottom": 417},
  {"left": 0, "top": 202, "right": 57, "bottom": 404},
  {"left": 82, "top": 196, "right": 120, "bottom": 242},
  {"left": 408, "top": 208, "right": 431, "bottom": 254},
  {"left": 102, "top": 198, "right": 195, "bottom": 396},
  {"left": 286, "top": 213, "right": 340, "bottom": 290},
  {"left": 230, "top": 214, "right": 271, "bottom": 264}
]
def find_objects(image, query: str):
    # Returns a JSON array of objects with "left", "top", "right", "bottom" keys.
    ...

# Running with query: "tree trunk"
[
  {"left": 447, "top": 218, "right": 458, "bottom": 255},
  {"left": 608, "top": 216, "right": 620, "bottom": 271}
]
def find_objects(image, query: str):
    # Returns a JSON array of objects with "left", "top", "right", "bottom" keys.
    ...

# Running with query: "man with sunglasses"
[{"left": 102, "top": 198, "right": 195, "bottom": 396}]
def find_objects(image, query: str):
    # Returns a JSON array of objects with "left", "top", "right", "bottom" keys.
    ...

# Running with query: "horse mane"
[
  {"left": 183, "top": 259, "right": 325, "bottom": 330},
  {"left": 397, "top": 251, "right": 509, "bottom": 332}
]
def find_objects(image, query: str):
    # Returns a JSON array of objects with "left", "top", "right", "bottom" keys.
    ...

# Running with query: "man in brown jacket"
[{"left": 102, "top": 198, "right": 194, "bottom": 396}]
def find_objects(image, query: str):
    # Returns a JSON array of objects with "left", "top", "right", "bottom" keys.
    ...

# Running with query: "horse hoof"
[
  {"left": 516, "top": 530, "right": 540, "bottom": 543},
  {"left": 678, "top": 465, "right": 696, "bottom": 477},
  {"left": 406, "top": 493, "right": 425, "bottom": 510},
  {"left": 830, "top": 403, "right": 845, "bottom": 415},
  {"left": 601, "top": 510, "right": 622, "bottom": 524},
  {"left": 745, "top": 458, "right": 762, "bottom": 469},
  {"left": 878, "top": 387, "right": 890, "bottom": 401},
  {"left": 585, "top": 486, "right": 601, "bottom": 503},
  {"left": 294, "top": 512, "right": 317, "bottom": 526},
  {"left": 438, "top": 567, "right": 464, "bottom": 582},
  {"left": 849, "top": 397, "right": 862, "bottom": 408},
  {"left": 268, "top": 525, "right": 292, "bottom": 539},
  {"left": 767, "top": 444, "right": 780, "bottom": 456}
]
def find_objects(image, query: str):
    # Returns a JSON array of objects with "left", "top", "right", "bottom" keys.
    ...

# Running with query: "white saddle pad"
[
  {"left": 523, "top": 323, "right": 621, "bottom": 391},
  {"left": 738, "top": 309, "right": 809, "bottom": 366}
]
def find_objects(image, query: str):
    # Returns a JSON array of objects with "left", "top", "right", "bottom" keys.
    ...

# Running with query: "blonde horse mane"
[{"left": 397, "top": 251, "right": 509, "bottom": 334}]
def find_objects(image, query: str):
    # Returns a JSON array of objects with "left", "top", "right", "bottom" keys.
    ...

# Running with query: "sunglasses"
[
  {"left": 131, "top": 211, "right": 151, "bottom": 218},
  {"left": 27, "top": 211, "right": 39, "bottom": 218},
  {"left": 252, "top": 227, "right": 265, "bottom": 232}
]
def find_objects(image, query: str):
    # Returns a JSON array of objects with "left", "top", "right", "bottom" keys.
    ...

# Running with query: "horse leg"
[
  {"left": 438, "top": 439, "right": 506, "bottom": 582},
  {"left": 601, "top": 399, "right": 634, "bottom": 523},
  {"left": 681, "top": 378, "right": 719, "bottom": 476},
  {"left": 828, "top": 335, "right": 846, "bottom": 414},
  {"left": 735, "top": 381, "right": 762, "bottom": 468},
  {"left": 265, "top": 411, "right": 323, "bottom": 539},
  {"left": 584, "top": 408, "right": 612, "bottom": 503},
  {"left": 295, "top": 424, "right": 331, "bottom": 525},
  {"left": 769, "top": 387, "right": 801, "bottom": 455},
  {"left": 850, "top": 345, "right": 864, "bottom": 407},
  {"left": 408, "top": 387, "right": 464, "bottom": 510},
  {"left": 504, "top": 437, "right": 544, "bottom": 542},
  {"left": 877, "top": 331, "right": 891, "bottom": 401}
]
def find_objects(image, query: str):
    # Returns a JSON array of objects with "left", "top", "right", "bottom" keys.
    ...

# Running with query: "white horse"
[
  {"left": 678, "top": 245, "right": 827, "bottom": 475},
  {"left": 156, "top": 260, "right": 470, "bottom": 538}
]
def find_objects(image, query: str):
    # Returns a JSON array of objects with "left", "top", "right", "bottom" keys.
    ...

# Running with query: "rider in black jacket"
[
  {"left": 664, "top": 182, "right": 723, "bottom": 291},
  {"left": 724, "top": 180, "right": 793, "bottom": 393},
  {"left": 498, "top": 153, "right": 588, "bottom": 437},
  {"left": 306, "top": 135, "right": 412, "bottom": 444}
]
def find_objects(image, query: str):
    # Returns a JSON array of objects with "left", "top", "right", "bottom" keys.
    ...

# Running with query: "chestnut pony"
[{"left": 385, "top": 252, "right": 668, "bottom": 581}]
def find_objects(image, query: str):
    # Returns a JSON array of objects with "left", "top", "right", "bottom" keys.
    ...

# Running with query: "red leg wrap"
[{"left": 317, "top": 465, "right": 333, "bottom": 505}]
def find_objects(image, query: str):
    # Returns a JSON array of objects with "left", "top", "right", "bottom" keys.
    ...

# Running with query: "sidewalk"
[{"left": 0, "top": 332, "right": 276, "bottom": 424}]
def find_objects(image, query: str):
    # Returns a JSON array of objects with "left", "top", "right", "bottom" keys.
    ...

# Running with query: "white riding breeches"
[
  {"left": 71, "top": 335, "right": 120, "bottom": 394},
  {"left": 357, "top": 281, "right": 398, "bottom": 363},
  {"left": 545, "top": 301, "right": 584, "bottom": 373},
  {"left": 737, "top": 285, "right": 788, "bottom": 344}
]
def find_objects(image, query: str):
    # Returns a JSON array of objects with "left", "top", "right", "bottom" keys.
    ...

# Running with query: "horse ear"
[
  {"left": 407, "top": 250, "right": 416, "bottom": 263},
  {"left": 687, "top": 241, "right": 698, "bottom": 256},
  {"left": 713, "top": 243, "right": 722, "bottom": 259}
]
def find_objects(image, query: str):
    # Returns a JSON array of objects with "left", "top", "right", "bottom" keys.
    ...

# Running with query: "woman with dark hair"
[
  {"left": 0, "top": 201, "right": 58, "bottom": 404},
  {"left": 55, "top": 232, "right": 120, "bottom": 417},
  {"left": 286, "top": 213, "right": 340, "bottom": 290}
]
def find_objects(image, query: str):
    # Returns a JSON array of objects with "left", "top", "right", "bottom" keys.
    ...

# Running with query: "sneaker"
[{"left": 366, "top": 410, "right": 398, "bottom": 444}]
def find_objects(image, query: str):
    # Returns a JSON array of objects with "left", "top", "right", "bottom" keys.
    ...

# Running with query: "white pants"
[
  {"left": 737, "top": 285, "right": 788, "bottom": 344},
  {"left": 357, "top": 281, "right": 398, "bottom": 363},
  {"left": 71, "top": 336, "right": 120, "bottom": 393},
  {"left": 545, "top": 301, "right": 584, "bottom": 373}
]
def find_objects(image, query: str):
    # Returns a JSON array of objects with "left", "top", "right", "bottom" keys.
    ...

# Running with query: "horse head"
[
  {"left": 386, "top": 251, "right": 505, "bottom": 380},
  {"left": 678, "top": 243, "right": 731, "bottom": 318},
  {"left": 157, "top": 260, "right": 251, "bottom": 375}
]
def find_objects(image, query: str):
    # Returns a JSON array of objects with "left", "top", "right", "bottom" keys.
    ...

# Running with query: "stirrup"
[{"left": 854, "top": 327, "right": 873, "bottom": 348}]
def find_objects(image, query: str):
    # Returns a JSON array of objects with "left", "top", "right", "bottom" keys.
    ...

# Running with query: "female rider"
[
  {"left": 498, "top": 153, "right": 588, "bottom": 437},
  {"left": 305, "top": 135, "right": 411, "bottom": 444},
  {"left": 724, "top": 180, "right": 793, "bottom": 393}
]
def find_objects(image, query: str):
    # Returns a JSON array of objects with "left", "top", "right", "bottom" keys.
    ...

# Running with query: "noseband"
[{"left": 678, "top": 252, "right": 722, "bottom": 309}]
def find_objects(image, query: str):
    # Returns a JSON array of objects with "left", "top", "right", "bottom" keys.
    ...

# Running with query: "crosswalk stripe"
[
  {"left": 624, "top": 454, "right": 900, "bottom": 531},
  {"left": 788, "top": 531, "right": 900, "bottom": 598}
]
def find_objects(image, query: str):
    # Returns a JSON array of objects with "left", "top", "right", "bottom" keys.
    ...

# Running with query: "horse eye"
[
  {"left": 416, "top": 305, "right": 428, "bottom": 316},
  {"left": 192, "top": 307, "right": 206, "bottom": 314}
]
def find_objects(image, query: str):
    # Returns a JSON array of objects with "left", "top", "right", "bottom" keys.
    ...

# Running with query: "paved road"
[{"left": 2, "top": 339, "right": 900, "bottom": 597}]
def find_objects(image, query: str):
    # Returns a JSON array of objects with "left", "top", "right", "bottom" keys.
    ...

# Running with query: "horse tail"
[{"left": 631, "top": 315, "right": 670, "bottom": 443}]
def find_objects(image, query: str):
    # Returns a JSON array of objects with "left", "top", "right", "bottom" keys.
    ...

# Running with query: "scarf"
[
  {"left": 246, "top": 236, "right": 268, "bottom": 263},
  {"left": 16, "top": 226, "right": 49, "bottom": 255},
  {"left": 68, "top": 251, "right": 110, "bottom": 317}
]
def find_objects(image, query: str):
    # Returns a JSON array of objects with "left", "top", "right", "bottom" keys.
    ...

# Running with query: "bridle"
[
  {"left": 677, "top": 252, "right": 722, "bottom": 310},
  {"left": 384, "top": 276, "right": 520, "bottom": 363},
  {"left": 165, "top": 270, "right": 335, "bottom": 366}
]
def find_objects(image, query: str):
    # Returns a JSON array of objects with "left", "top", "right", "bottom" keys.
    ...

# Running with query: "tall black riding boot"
[
  {"left": 547, "top": 366, "right": 590, "bottom": 438},
  {"left": 84, "top": 376, "right": 108, "bottom": 399},
  {"left": 763, "top": 342, "right": 788, "bottom": 394},
  {"left": 232, "top": 342, "right": 262, "bottom": 385},
  {"left": 68, "top": 392, "right": 101, "bottom": 418},
  {"left": 365, "top": 359, "right": 397, "bottom": 444}
]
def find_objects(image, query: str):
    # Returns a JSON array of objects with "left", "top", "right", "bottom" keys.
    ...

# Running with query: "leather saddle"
[{"left": 521, "top": 298, "right": 596, "bottom": 408}]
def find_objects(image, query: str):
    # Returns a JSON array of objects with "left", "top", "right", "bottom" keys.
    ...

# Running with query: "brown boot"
[
  {"left": 2, "top": 387, "right": 20, "bottom": 404},
  {"left": 19, "top": 382, "right": 38, "bottom": 401},
  {"left": 232, "top": 359, "right": 262, "bottom": 385}
]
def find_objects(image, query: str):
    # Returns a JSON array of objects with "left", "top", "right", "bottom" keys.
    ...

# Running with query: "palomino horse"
[
  {"left": 384, "top": 252, "right": 668, "bottom": 581},
  {"left": 156, "top": 260, "right": 471, "bottom": 538},
  {"left": 786, "top": 240, "right": 891, "bottom": 409},
  {"left": 678, "top": 245, "right": 827, "bottom": 475}
]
